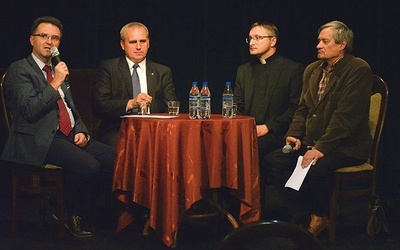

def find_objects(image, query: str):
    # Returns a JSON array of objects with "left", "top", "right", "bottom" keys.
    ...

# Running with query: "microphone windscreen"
[
  {"left": 50, "top": 47, "right": 61, "bottom": 66},
  {"left": 50, "top": 47, "right": 60, "bottom": 57},
  {"left": 282, "top": 144, "right": 293, "bottom": 154},
  {"left": 282, "top": 142, "right": 296, "bottom": 154}
]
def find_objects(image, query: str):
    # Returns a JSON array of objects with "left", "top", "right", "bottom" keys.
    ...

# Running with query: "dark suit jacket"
[
  {"left": 93, "top": 57, "right": 177, "bottom": 133},
  {"left": 1, "top": 55, "right": 88, "bottom": 165},
  {"left": 234, "top": 54, "right": 303, "bottom": 135},
  {"left": 287, "top": 54, "right": 372, "bottom": 160}
]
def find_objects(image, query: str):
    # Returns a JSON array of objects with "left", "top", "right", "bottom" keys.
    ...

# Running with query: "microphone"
[
  {"left": 282, "top": 142, "right": 296, "bottom": 154},
  {"left": 50, "top": 47, "right": 69, "bottom": 83}
]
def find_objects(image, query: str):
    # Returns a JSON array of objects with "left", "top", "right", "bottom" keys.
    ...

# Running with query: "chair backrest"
[
  {"left": 0, "top": 71, "right": 11, "bottom": 154},
  {"left": 1, "top": 71, "right": 11, "bottom": 130},
  {"left": 219, "top": 220, "right": 323, "bottom": 250},
  {"left": 369, "top": 74, "right": 388, "bottom": 192}
]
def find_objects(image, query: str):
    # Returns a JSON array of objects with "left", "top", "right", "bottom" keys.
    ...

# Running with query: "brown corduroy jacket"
[{"left": 286, "top": 54, "right": 373, "bottom": 160}]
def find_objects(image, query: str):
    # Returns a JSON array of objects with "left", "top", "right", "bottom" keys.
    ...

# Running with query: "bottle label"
[{"left": 223, "top": 96, "right": 233, "bottom": 100}]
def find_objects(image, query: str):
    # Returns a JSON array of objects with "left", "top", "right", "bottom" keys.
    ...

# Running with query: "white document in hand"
[{"left": 284, "top": 155, "right": 313, "bottom": 191}]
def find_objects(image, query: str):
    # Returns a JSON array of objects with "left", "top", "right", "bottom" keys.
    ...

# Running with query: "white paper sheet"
[
  {"left": 120, "top": 115, "right": 178, "bottom": 119},
  {"left": 284, "top": 156, "right": 313, "bottom": 191}
]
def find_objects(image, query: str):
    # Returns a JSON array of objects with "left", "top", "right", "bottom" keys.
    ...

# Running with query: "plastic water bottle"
[
  {"left": 222, "top": 81, "right": 234, "bottom": 118},
  {"left": 199, "top": 82, "right": 211, "bottom": 119},
  {"left": 189, "top": 81, "right": 200, "bottom": 119}
]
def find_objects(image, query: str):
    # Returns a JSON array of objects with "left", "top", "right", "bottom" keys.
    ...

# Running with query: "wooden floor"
[{"left": 0, "top": 182, "right": 399, "bottom": 250}]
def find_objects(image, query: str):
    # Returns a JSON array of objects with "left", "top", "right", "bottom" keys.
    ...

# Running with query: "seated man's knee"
[{"left": 80, "top": 157, "right": 101, "bottom": 179}]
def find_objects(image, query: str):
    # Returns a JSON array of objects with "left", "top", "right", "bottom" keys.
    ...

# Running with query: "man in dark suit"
[
  {"left": 1, "top": 16, "right": 115, "bottom": 238},
  {"left": 233, "top": 21, "right": 303, "bottom": 210},
  {"left": 264, "top": 20, "right": 372, "bottom": 236},
  {"left": 234, "top": 21, "right": 303, "bottom": 162},
  {"left": 93, "top": 22, "right": 177, "bottom": 149}
]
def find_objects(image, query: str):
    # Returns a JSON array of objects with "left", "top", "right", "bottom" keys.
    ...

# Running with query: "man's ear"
[
  {"left": 340, "top": 39, "right": 348, "bottom": 51},
  {"left": 271, "top": 37, "right": 277, "bottom": 47}
]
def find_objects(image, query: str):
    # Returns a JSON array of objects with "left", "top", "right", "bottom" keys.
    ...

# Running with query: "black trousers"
[
  {"left": 98, "top": 127, "right": 119, "bottom": 149},
  {"left": 257, "top": 132, "right": 284, "bottom": 209},
  {"left": 44, "top": 131, "right": 115, "bottom": 215},
  {"left": 257, "top": 132, "right": 284, "bottom": 163},
  {"left": 262, "top": 146, "right": 365, "bottom": 220}
]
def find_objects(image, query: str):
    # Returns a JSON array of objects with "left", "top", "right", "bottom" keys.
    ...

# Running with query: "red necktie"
[{"left": 43, "top": 65, "right": 73, "bottom": 136}]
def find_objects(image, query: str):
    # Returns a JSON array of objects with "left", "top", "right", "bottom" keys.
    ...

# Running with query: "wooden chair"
[
  {"left": 0, "top": 71, "right": 66, "bottom": 240},
  {"left": 328, "top": 74, "right": 389, "bottom": 242},
  {"left": 219, "top": 220, "right": 323, "bottom": 250}
]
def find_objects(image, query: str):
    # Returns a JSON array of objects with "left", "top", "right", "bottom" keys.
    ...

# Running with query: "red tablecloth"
[{"left": 113, "top": 114, "right": 260, "bottom": 246}]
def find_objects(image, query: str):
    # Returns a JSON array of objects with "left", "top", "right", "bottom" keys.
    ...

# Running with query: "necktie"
[
  {"left": 132, "top": 64, "right": 141, "bottom": 98},
  {"left": 43, "top": 65, "right": 72, "bottom": 136},
  {"left": 317, "top": 71, "right": 327, "bottom": 101}
]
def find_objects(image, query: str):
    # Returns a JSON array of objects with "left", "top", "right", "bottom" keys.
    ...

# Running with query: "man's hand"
[
  {"left": 256, "top": 124, "right": 269, "bottom": 137},
  {"left": 301, "top": 148, "right": 324, "bottom": 168},
  {"left": 285, "top": 136, "right": 301, "bottom": 152},
  {"left": 127, "top": 93, "right": 153, "bottom": 110},
  {"left": 74, "top": 133, "right": 88, "bottom": 148},
  {"left": 50, "top": 61, "right": 69, "bottom": 90}
]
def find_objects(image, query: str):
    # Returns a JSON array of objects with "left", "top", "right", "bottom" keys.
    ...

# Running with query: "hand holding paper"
[{"left": 285, "top": 156, "right": 313, "bottom": 191}]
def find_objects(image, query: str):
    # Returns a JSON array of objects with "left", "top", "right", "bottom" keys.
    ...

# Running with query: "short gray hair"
[
  {"left": 120, "top": 22, "right": 149, "bottom": 41},
  {"left": 318, "top": 20, "right": 354, "bottom": 53}
]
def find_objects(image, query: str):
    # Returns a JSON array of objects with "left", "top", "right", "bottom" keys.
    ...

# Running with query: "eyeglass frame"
[
  {"left": 32, "top": 33, "right": 61, "bottom": 42},
  {"left": 245, "top": 35, "right": 274, "bottom": 44}
]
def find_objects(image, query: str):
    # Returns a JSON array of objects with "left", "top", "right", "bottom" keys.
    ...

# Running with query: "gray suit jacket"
[
  {"left": 1, "top": 55, "right": 88, "bottom": 165},
  {"left": 93, "top": 57, "right": 177, "bottom": 132}
]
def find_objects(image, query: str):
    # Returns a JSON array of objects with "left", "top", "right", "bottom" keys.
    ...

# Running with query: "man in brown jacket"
[{"left": 263, "top": 20, "right": 372, "bottom": 236}]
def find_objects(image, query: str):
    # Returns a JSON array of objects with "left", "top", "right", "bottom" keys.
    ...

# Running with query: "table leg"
[
  {"left": 204, "top": 195, "right": 240, "bottom": 229},
  {"left": 142, "top": 219, "right": 150, "bottom": 236}
]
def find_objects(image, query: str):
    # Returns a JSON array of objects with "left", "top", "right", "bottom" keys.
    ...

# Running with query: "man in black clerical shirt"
[{"left": 233, "top": 21, "right": 303, "bottom": 210}]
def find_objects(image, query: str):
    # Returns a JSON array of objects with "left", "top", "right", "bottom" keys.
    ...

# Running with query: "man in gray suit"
[
  {"left": 233, "top": 21, "right": 303, "bottom": 209},
  {"left": 93, "top": 22, "right": 177, "bottom": 149},
  {"left": 1, "top": 16, "right": 115, "bottom": 237}
]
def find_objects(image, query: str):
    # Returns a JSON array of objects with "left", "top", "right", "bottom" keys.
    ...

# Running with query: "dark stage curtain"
[{"left": 0, "top": 0, "right": 399, "bottom": 194}]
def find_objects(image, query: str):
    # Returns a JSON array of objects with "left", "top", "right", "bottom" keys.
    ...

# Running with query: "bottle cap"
[
  {"left": 192, "top": 81, "right": 198, "bottom": 85},
  {"left": 226, "top": 81, "right": 231, "bottom": 86},
  {"left": 202, "top": 81, "right": 208, "bottom": 86}
]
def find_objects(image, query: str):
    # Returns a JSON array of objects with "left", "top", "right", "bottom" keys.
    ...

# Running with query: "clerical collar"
[{"left": 259, "top": 53, "right": 277, "bottom": 65}]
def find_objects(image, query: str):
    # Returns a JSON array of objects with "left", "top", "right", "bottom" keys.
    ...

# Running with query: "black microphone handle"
[
  {"left": 51, "top": 55, "right": 69, "bottom": 82},
  {"left": 51, "top": 55, "right": 61, "bottom": 65}
]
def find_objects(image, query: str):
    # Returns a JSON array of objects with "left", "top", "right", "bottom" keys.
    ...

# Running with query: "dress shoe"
[
  {"left": 52, "top": 214, "right": 94, "bottom": 238},
  {"left": 308, "top": 214, "right": 329, "bottom": 236}
]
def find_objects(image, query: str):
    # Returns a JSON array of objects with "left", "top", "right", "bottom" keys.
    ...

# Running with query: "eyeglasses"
[
  {"left": 32, "top": 33, "right": 61, "bottom": 42},
  {"left": 245, "top": 36, "right": 274, "bottom": 43}
]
